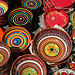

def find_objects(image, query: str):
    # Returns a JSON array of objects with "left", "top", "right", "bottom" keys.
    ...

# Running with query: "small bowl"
[
  {"left": 44, "top": 8, "right": 69, "bottom": 28},
  {"left": 11, "top": 54, "right": 47, "bottom": 75},
  {"left": 0, "top": 1, "right": 8, "bottom": 16},
  {"left": 32, "top": 28, "right": 72, "bottom": 63},
  {"left": 21, "top": 0, "right": 42, "bottom": 11},
  {"left": 53, "top": 68, "right": 75, "bottom": 75},
  {"left": 8, "top": 7, "right": 33, "bottom": 27},
  {"left": 2, "top": 26, "right": 31, "bottom": 52},
  {"left": 0, "top": 41, "right": 11, "bottom": 67}
]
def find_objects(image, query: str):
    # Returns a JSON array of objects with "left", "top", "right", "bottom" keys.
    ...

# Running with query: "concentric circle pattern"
[
  {"left": 8, "top": 7, "right": 33, "bottom": 26},
  {"left": 2, "top": 26, "right": 31, "bottom": 52},
  {"left": 21, "top": 0, "right": 42, "bottom": 10},
  {"left": 11, "top": 54, "right": 47, "bottom": 75},
  {"left": 0, "top": 53, "right": 4, "bottom": 63},
  {"left": 32, "top": 28, "right": 72, "bottom": 63},
  {"left": 0, "top": 1, "right": 8, "bottom": 15}
]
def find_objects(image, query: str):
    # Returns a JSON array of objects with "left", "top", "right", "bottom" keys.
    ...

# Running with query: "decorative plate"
[
  {"left": 53, "top": 69, "right": 75, "bottom": 75},
  {"left": 21, "top": 0, "right": 42, "bottom": 11},
  {"left": 44, "top": 8, "right": 69, "bottom": 28},
  {"left": 2, "top": 26, "right": 31, "bottom": 52},
  {"left": 32, "top": 28, "right": 72, "bottom": 63},
  {"left": 0, "top": 1, "right": 8, "bottom": 15},
  {"left": 49, "top": 0, "right": 74, "bottom": 8},
  {"left": 68, "top": 53, "right": 75, "bottom": 70},
  {"left": 8, "top": 7, "right": 33, "bottom": 26},
  {"left": 0, "top": 41, "right": 11, "bottom": 67},
  {"left": 11, "top": 54, "right": 47, "bottom": 75}
]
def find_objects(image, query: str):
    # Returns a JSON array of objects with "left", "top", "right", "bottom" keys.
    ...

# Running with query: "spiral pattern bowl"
[{"left": 2, "top": 26, "right": 31, "bottom": 52}]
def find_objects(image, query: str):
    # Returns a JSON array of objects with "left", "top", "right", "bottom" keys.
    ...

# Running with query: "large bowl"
[
  {"left": 11, "top": 54, "right": 47, "bottom": 75},
  {"left": 21, "top": 0, "right": 42, "bottom": 11},
  {"left": 32, "top": 28, "right": 72, "bottom": 63},
  {"left": 0, "top": 41, "right": 11, "bottom": 67},
  {"left": 44, "top": 8, "right": 69, "bottom": 28},
  {"left": 2, "top": 26, "right": 31, "bottom": 52},
  {"left": 53, "top": 69, "right": 75, "bottom": 75},
  {"left": 8, "top": 7, "right": 33, "bottom": 27}
]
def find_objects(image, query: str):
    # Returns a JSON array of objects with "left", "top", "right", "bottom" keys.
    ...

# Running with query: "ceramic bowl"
[
  {"left": 0, "top": 27, "right": 3, "bottom": 41},
  {"left": 0, "top": 41, "right": 11, "bottom": 67},
  {"left": 68, "top": 53, "right": 75, "bottom": 70},
  {"left": 11, "top": 54, "right": 47, "bottom": 75},
  {"left": 8, "top": 7, "right": 33, "bottom": 27},
  {"left": 21, "top": 0, "right": 42, "bottom": 11},
  {"left": 44, "top": 8, "right": 69, "bottom": 28},
  {"left": 53, "top": 69, "right": 75, "bottom": 75},
  {"left": 72, "top": 29, "right": 75, "bottom": 44},
  {"left": 2, "top": 26, "right": 31, "bottom": 52},
  {"left": 0, "top": 1, "right": 8, "bottom": 16},
  {"left": 32, "top": 28, "right": 72, "bottom": 63}
]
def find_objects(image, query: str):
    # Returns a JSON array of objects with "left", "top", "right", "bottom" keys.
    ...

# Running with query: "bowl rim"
[
  {"left": 0, "top": 1, "right": 8, "bottom": 16},
  {"left": 2, "top": 26, "right": 31, "bottom": 52},
  {"left": 32, "top": 28, "right": 72, "bottom": 63},
  {"left": 11, "top": 54, "right": 47, "bottom": 75},
  {"left": 44, "top": 8, "right": 69, "bottom": 28}
]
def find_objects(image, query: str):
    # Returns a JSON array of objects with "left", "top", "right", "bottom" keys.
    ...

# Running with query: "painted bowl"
[
  {"left": 53, "top": 69, "right": 75, "bottom": 75},
  {"left": 44, "top": 8, "right": 69, "bottom": 28},
  {"left": 11, "top": 54, "right": 47, "bottom": 75},
  {"left": 21, "top": 0, "right": 42, "bottom": 11},
  {"left": 68, "top": 53, "right": 75, "bottom": 70},
  {"left": 32, "top": 28, "right": 72, "bottom": 63},
  {"left": 0, "top": 1, "right": 8, "bottom": 16},
  {"left": 49, "top": 0, "right": 74, "bottom": 8},
  {"left": 0, "top": 27, "right": 3, "bottom": 41},
  {"left": 8, "top": 7, "right": 33, "bottom": 27},
  {"left": 0, "top": 41, "right": 11, "bottom": 67},
  {"left": 71, "top": 12, "right": 75, "bottom": 28},
  {"left": 72, "top": 29, "right": 75, "bottom": 43},
  {"left": 2, "top": 26, "right": 31, "bottom": 52}
]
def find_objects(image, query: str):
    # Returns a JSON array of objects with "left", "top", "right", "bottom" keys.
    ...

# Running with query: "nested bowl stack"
[
  {"left": 53, "top": 69, "right": 75, "bottom": 75},
  {"left": 68, "top": 53, "right": 75, "bottom": 70},
  {"left": 44, "top": 0, "right": 75, "bottom": 13},
  {"left": 44, "top": 8, "right": 69, "bottom": 29},
  {"left": 8, "top": 7, "right": 33, "bottom": 32},
  {"left": 0, "top": 1, "right": 8, "bottom": 25},
  {"left": 0, "top": 41, "right": 12, "bottom": 75},
  {"left": 2, "top": 26, "right": 31, "bottom": 58},
  {"left": 21, "top": 0, "right": 43, "bottom": 15},
  {"left": 32, "top": 28, "right": 72, "bottom": 66},
  {"left": 11, "top": 54, "right": 47, "bottom": 75}
]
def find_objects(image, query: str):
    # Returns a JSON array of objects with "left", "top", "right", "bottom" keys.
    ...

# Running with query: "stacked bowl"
[
  {"left": 44, "top": 0, "right": 75, "bottom": 13},
  {"left": 32, "top": 28, "right": 72, "bottom": 66},
  {"left": 2, "top": 26, "right": 31, "bottom": 58},
  {"left": 0, "top": 41, "right": 12, "bottom": 75},
  {"left": 0, "top": 1, "right": 8, "bottom": 25},
  {"left": 8, "top": 7, "right": 33, "bottom": 32},
  {"left": 11, "top": 54, "right": 47, "bottom": 75}
]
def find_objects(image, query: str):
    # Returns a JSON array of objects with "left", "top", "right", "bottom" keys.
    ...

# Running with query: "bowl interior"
[
  {"left": 8, "top": 7, "right": 33, "bottom": 26},
  {"left": 32, "top": 28, "right": 72, "bottom": 63},
  {"left": 2, "top": 26, "right": 31, "bottom": 52},
  {"left": 11, "top": 54, "right": 47, "bottom": 75},
  {"left": 0, "top": 1, "right": 8, "bottom": 15},
  {"left": 21, "top": 0, "right": 42, "bottom": 10}
]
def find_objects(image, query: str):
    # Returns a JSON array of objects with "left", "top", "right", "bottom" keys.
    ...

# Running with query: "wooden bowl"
[{"left": 11, "top": 54, "right": 47, "bottom": 75}]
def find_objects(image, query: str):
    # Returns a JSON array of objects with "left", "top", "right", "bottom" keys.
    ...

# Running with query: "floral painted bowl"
[
  {"left": 44, "top": 8, "right": 69, "bottom": 28},
  {"left": 2, "top": 26, "right": 31, "bottom": 52},
  {"left": 21, "top": 0, "right": 42, "bottom": 11},
  {"left": 11, "top": 54, "right": 47, "bottom": 75},
  {"left": 53, "top": 69, "right": 75, "bottom": 75},
  {"left": 8, "top": 7, "right": 33, "bottom": 27},
  {"left": 0, "top": 41, "right": 11, "bottom": 67},
  {"left": 32, "top": 28, "right": 72, "bottom": 63}
]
